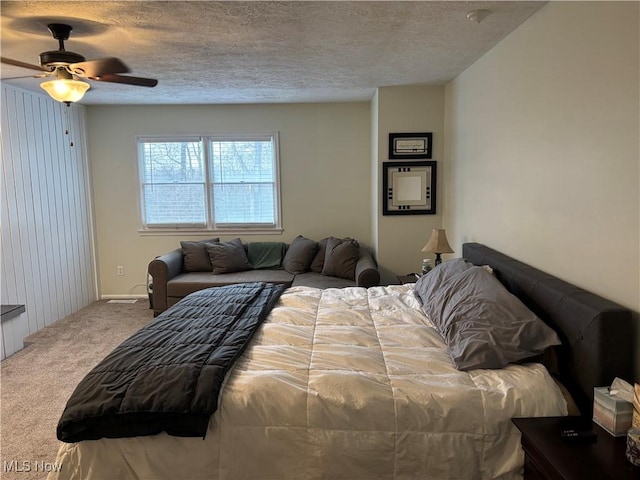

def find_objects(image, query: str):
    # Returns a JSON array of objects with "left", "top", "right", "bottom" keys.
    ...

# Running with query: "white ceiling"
[{"left": 0, "top": 1, "right": 545, "bottom": 105}]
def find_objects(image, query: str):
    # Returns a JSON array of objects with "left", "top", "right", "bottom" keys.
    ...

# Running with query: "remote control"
[{"left": 560, "top": 427, "right": 597, "bottom": 444}]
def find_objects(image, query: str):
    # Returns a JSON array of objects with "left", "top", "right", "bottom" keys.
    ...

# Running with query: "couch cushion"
[
  {"left": 310, "top": 237, "right": 330, "bottom": 273},
  {"left": 292, "top": 272, "right": 356, "bottom": 289},
  {"left": 206, "top": 238, "right": 252, "bottom": 274},
  {"left": 283, "top": 235, "right": 318, "bottom": 274},
  {"left": 180, "top": 238, "right": 220, "bottom": 272},
  {"left": 321, "top": 237, "right": 360, "bottom": 280},
  {"left": 167, "top": 270, "right": 295, "bottom": 297}
]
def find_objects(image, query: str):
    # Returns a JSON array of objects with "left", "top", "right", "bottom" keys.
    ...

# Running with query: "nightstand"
[
  {"left": 397, "top": 274, "right": 420, "bottom": 284},
  {"left": 512, "top": 417, "right": 640, "bottom": 480}
]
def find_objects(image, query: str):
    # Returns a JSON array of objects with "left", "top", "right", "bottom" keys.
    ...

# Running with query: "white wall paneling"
[{"left": 0, "top": 84, "right": 96, "bottom": 359}]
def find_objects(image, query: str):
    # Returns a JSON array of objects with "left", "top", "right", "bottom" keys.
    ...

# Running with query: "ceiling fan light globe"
[{"left": 40, "top": 79, "right": 90, "bottom": 103}]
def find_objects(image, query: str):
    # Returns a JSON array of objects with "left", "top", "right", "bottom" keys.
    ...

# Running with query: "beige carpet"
[{"left": 1, "top": 300, "right": 153, "bottom": 480}]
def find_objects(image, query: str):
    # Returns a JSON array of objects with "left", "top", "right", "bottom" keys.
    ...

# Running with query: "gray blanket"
[{"left": 57, "top": 282, "right": 286, "bottom": 443}]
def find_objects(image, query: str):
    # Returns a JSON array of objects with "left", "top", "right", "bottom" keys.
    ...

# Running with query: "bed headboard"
[{"left": 462, "top": 243, "right": 634, "bottom": 416}]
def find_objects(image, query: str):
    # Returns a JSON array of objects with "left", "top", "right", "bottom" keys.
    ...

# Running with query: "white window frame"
[{"left": 137, "top": 133, "right": 282, "bottom": 235}]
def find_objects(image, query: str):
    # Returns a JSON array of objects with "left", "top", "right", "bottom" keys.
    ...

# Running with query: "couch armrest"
[
  {"left": 148, "top": 249, "right": 184, "bottom": 315},
  {"left": 355, "top": 249, "right": 379, "bottom": 288}
]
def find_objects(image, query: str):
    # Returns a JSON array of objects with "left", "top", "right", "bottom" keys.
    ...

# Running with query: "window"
[{"left": 138, "top": 134, "right": 280, "bottom": 232}]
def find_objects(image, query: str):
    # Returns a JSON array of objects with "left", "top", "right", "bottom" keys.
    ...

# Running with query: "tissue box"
[{"left": 593, "top": 387, "right": 633, "bottom": 436}]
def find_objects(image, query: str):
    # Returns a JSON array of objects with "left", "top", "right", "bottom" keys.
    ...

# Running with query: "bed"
[{"left": 48, "top": 243, "right": 633, "bottom": 480}]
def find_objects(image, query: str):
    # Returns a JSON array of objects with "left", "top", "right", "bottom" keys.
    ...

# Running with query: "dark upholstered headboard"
[{"left": 462, "top": 243, "right": 634, "bottom": 416}]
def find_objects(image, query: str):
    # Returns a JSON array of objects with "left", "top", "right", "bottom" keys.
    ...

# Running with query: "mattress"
[{"left": 49, "top": 285, "right": 567, "bottom": 480}]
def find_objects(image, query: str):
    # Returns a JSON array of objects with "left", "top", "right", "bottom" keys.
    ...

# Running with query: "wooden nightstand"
[{"left": 512, "top": 417, "right": 640, "bottom": 480}]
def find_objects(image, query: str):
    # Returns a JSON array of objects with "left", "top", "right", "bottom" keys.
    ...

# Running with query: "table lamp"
[{"left": 421, "top": 229, "right": 454, "bottom": 266}]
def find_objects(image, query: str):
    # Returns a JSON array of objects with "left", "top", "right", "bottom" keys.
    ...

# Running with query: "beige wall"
[
  {"left": 87, "top": 103, "right": 371, "bottom": 297},
  {"left": 86, "top": 1, "right": 638, "bottom": 376},
  {"left": 374, "top": 86, "right": 445, "bottom": 283},
  {"left": 444, "top": 2, "right": 639, "bottom": 378}
]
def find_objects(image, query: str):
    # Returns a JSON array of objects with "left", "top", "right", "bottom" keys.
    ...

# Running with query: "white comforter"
[{"left": 50, "top": 285, "right": 567, "bottom": 480}]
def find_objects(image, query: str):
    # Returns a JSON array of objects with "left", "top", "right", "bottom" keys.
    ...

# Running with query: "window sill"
[{"left": 138, "top": 228, "right": 284, "bottom": 236}]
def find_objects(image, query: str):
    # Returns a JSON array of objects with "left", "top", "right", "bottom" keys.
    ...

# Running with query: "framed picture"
[
  {"left": 389, "top": 132, "right": 432, "bottom": 159},
  {"left": 382, "top": 161, "right": 436, "bottom": 215}
]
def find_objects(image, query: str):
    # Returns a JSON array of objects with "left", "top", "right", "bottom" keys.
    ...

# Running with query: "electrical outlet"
[{"left": 117, "top": 266, "right": 124, "bottom": 276}]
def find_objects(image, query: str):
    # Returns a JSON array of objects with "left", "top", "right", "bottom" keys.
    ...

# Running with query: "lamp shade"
[
  {"left": 421, "top": 229, "right": 454, "bottom": 254},
  {"left": 40, "top": 79, "right": 90, "bottom": 103}
]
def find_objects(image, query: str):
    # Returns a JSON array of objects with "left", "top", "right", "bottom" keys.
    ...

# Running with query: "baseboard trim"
[{"left": 101, "top": 294, "right": 148, "bottom": 300}]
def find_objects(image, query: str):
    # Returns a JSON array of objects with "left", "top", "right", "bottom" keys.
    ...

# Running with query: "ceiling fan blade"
[
  {"left": 69, "top": 57, "right": 129, "bottom": 77},
  {"left": 1, "top": 73, "right": 49, "bottom": 80},
  {"left": 1, "top": 56, "right": 48, "bottom": 72},
  {"left": 90, "top": 73, "right": 158, "bottom": 87}
]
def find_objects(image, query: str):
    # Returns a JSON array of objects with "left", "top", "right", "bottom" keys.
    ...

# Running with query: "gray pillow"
[
  {"left": 283, "top": 235, "right": 318, "bottom": 274},
  {"left": 424, "top": 266, "right": 561, "bottom": 371},
  {"left": 206, "top": 238, "right": 252, "bottom": 274},
  {"left": 321, "top": 237, "right": 360, "bottom": 280},
  {"left": 310, "top": 237, "right": 330, "bottom": 273},
  {"left": 180, "top": 238, "right": 220, "bottom": 272},
  {"left": 413, "top": 258, "right": 473, "bottom": 305}
]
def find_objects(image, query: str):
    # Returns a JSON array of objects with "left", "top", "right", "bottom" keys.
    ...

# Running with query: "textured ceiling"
[{"left": 0, "top": 1, "right": 545, "bottom": 105}]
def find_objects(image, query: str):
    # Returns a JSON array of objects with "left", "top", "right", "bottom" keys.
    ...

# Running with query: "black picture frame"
[
  {"left": 389, "top": 132, "right": 432, "bottom": 159},
  {"left": 382, "top": 161, "right": 436, "bottom": 215}
]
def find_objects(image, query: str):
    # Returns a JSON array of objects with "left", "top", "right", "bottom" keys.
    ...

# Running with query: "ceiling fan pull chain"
[{"left": 63, "top": 104, "right": 74, "bottom": 148}]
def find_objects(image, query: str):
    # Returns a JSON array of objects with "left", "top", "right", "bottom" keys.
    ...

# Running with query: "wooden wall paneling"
[
  {"left": 52, "top": 100, "right": 73, "bottom": 318},
  {"left": 66, "top": 107, "right": 83, "bottom": 313},
  {"left": 1, "top": 90, "right": 26, "bottom": 306},
  {"left": 80, "top": 107, "right": 94, "bottom": 306},
  {"left": 0, "top": 113, "right": 16, "bottom": 309},
  {"left": 1, "top": 89, "right": 28, "bottom": 356},
  {"left": 58, "top": 105, "right": 80, "bottom": 315},
  {"left": 70, "top": 106, "right": 94, "bottom": 307},
  {"left": 43, "top": 100, "right": 65, "bottom": 321},
  {"left": 19, "top": 93, "right": 46, "bottom": 331},
  {"left": 29, "top": 95, "right": 54, "bottom": 328},
  {"left": 51, "top": 102, "right": 70, "bottom": 318},
  {"left": 0, "top": 84, "right": 97, "bottom": 357},
  {"left": 0, "top": 243, "right": 17, "bottom": 360},
  {"left": 6, "top": 89, "right": 35, "bottom": 335},
  {"left": 37, "top": 100, "right": 57, "bottom": 324},
  {"left": 70, "top": 106, "right": 86, "bottom": 305},
  {"left": 66, "top": 107, "right": 84, "bottom": 312},
  {"left": 0, "top": 162, "right": 9, "bottom": 361}
]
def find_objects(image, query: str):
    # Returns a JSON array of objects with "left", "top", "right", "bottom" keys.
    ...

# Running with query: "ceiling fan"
[{"left": 1, "top": 23, "right": 158, "bottom": 104}]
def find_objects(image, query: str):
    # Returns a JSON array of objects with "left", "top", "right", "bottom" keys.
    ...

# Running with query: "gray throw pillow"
[
  {"left": 413, "top": 258, "right": 473, "bottom": 305},
  {"left": 282, "top": 235, "right": 318, "bottom": 274},
  {"left": 206, "top": 238, "right": 252, "bottom": 274},
  {"left": 180, "top": 238, "right": 220, "bottom": 272},
  {"left": 424, "top": 266, "right": 561, "bottom": 371},
  {"left": 321, "top": 237, "right": 360, "bottom": 280},
  {"left": 310, "top": 237, "right": 330, "bottom": 273}
]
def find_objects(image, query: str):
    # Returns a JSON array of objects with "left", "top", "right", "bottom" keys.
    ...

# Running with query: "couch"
[{"left": 148, "top": 235, "right": 380, "bottom": 316}]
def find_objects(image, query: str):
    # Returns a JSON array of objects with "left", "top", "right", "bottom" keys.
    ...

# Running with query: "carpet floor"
[{"left": 1, "top": 300, "right": 153, "bottom": 480}]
